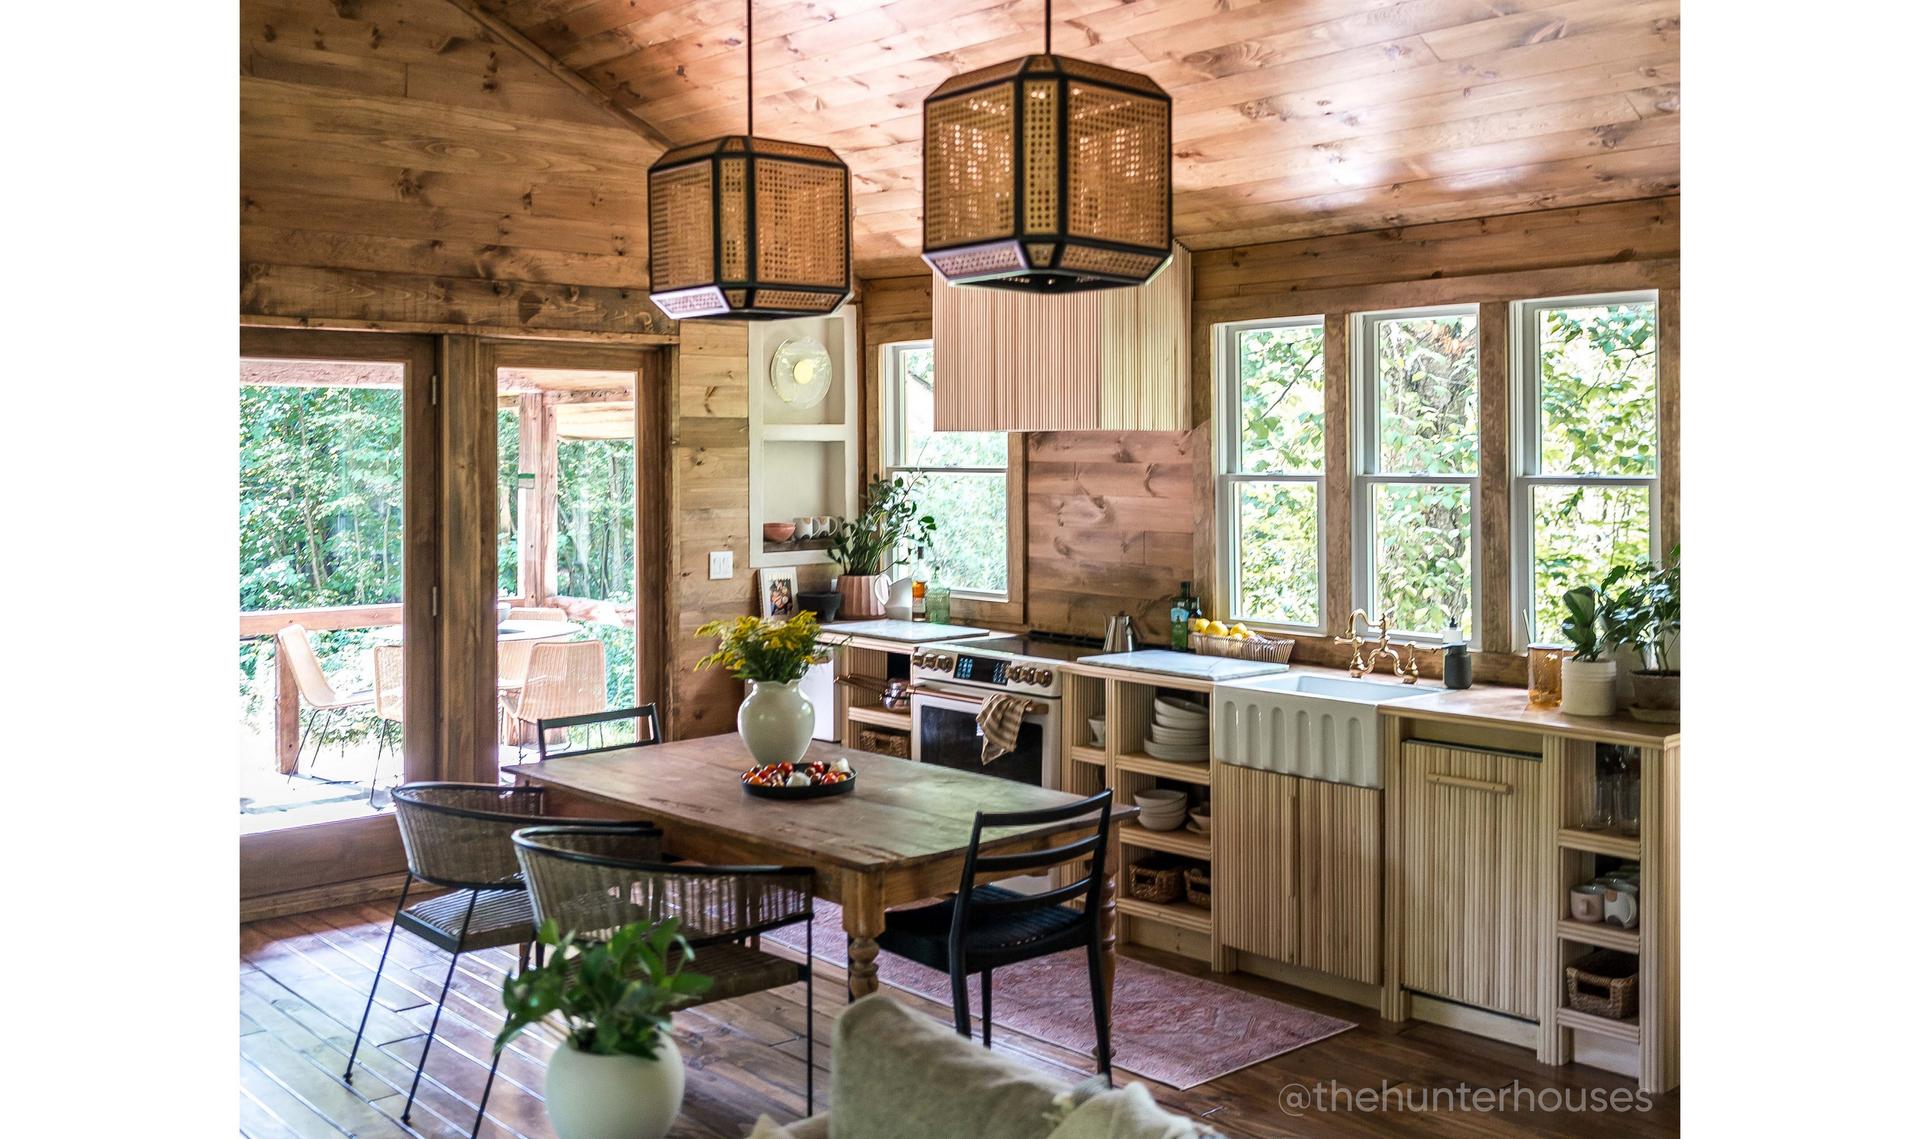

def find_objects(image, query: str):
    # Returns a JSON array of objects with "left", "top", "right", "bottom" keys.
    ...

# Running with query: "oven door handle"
[{"left": 910, "top": 687, "right": 1049, "bottom": 715}]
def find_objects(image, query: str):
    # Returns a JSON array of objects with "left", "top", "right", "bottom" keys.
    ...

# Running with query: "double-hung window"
[
  {"left": 1513, "top": 292, "right": 1659, "bottom": 641},
  {"left": 1214, "top": 317, "right": 1326, "bottom": 630},
  {"left": 880, "top": 340, "right": 1010, "bottom": 597},
  {"left": 1353, "top": 306, "right": 1480, "bottom": 640}
]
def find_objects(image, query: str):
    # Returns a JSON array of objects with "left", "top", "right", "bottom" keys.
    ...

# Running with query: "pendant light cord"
[
  {"left": 1044, "top": 0, "right": 1052, "bottom": 54},
  {"left": 746, "top": 0, "right": 755, "bottom": 137}
]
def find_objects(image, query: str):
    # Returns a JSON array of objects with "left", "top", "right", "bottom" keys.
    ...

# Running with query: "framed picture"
[{"left": 759, "top": 567, "right": 799, "bottom": 620}]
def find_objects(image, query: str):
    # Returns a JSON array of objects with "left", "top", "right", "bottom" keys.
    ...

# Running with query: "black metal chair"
[
  {"left": 343, "top": 783, "right": 662, "bottom": 1138},
  {"left": 512, "top": 825, "right": 819, "bottom": 1112},
  {"left": 875, "top": 788, "right": 1115, "bottom": 1077},
  {"left": 535, "top": 703, "right": 663, "bottom": 760}
]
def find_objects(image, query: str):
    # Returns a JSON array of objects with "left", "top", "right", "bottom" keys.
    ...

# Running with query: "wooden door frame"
[
  {"left": 238, "top": 328, "right": 439, "bottom": 902},
  {"left": 482, "top": 340, "right": 671, "bottom": 748}
]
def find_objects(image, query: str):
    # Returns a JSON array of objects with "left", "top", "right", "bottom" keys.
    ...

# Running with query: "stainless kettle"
[{"left": 1102, "top": 613, "right": 1136, "bottom": 653}]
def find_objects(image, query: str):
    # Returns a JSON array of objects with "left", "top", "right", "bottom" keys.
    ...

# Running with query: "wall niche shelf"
[{"left": 748, "top": 307, "right": 860, "bottom": 569}]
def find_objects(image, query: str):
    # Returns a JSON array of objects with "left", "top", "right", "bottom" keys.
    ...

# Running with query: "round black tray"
[{"left": 741, "top": 772, "right": 856, "bottom": 800}]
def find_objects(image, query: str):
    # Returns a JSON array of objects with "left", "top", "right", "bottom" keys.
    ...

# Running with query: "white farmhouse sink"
[{"left": 1212, "top": 673, "right": 1430, "bottom": 788}]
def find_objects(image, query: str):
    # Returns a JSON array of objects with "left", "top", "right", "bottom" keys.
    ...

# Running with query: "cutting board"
[
  {"left": 1078, "top": 650, "right": 1291, "bottom": 683},
  {"left": 819, "top": 619, "right": 989, "bottom": 644}
]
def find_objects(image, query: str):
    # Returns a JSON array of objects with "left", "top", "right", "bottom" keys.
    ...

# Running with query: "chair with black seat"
[
  {"left": 875, "top": 788, "right": 1116, "bottom": 1078},
  {"left": 512, "top": 824, "right": 819, "bottom": 1112},
  {"left": 535, "top": 703, "right": 663, "bottom": 760},
  {"left": 344, "top": 783, "right": 662, "bottom": 1138}
]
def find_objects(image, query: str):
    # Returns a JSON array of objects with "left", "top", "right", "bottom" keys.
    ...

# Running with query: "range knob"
[
  {"left": 1013, "top": 665, "right": 1032, "bottom": 682},
  {"left": 911, "top": 652, "right": 925, "bottom": 668},
  {"left": 937, "top": 655, "right": 953, "bottom": 670},
  {"left": 1037, "top": 669, "right": 1054, "bottom": 686}
]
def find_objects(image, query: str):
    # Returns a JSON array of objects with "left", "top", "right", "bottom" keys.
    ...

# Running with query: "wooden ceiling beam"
[{"left": 440, "top": 0, "right": 677, "bottom": 154}]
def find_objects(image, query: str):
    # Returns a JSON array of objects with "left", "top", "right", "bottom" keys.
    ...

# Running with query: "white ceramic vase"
[
  {"left": 1560, "top": 658, "right": 1618, "bottom": 717},
  {"left": 544, "top": 1038, "right": 685, "bottom": 1139},
  {"left": 738, "top": 679, "right": 815, "bottom": 765}
]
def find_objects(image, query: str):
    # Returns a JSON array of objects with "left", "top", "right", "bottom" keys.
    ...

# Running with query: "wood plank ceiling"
[{"left": 477, "top": 0, "right": 1679, "bottom": 279}]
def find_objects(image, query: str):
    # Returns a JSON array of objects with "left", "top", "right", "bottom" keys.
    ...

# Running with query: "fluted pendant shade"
[
  {"left": 645, "top": 2, "right": 851, "bottom": 321},
  {"left": 922, "top": 53, "right": 1172, "bottom": 293}
]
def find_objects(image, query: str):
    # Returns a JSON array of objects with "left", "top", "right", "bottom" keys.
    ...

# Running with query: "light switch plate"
[{"left": 708, "top": 551, "right": 733, "bottom": 580}]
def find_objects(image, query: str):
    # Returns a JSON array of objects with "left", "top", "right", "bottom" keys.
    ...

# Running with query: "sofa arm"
[{"left": 828, "top": 996, "right": 1067, "bottom": 1139}]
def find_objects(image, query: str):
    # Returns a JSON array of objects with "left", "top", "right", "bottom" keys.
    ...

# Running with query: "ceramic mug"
[
  {"left": 793, "top": 516, "right": 816, "bottom": 539},
  {"left": 1602, "top": 881, "right": 1639, "bottom": 929},
  {"left": 812, "top": 515, "right": 836, "bottom": 538},
  {"left": 1569, "top": 882, "right": 1606, "bottom": 923}
]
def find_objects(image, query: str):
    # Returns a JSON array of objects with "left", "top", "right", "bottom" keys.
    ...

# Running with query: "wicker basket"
[
  {"left": 1190, "top": 631, "right": 1294, "bottom": 664},
  {"left": 855, "top": 726, "right": 909, "bottom": 760},
  {"left": 1128, "top": 856, "right": 1188, "bottom": 904},
  {"left": 1183, "top": 865, "right": 1212, "bottom": 910},
  {"left": 1565, "top": 949, "right": 1639, "bottom": 1019}
]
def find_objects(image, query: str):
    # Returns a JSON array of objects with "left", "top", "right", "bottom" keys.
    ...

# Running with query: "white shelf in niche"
[{"left": 748, "top": 307, "right": 861, "bottom": 569}]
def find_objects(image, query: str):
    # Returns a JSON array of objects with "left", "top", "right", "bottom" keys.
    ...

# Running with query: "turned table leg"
[{"left": 842, "top": 873, "right": 884, "bottom": 1000}]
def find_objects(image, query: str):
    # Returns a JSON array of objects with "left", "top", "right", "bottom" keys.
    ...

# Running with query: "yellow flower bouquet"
[{"left": 694, "top": 611, "right": 829, "bottom": 684}]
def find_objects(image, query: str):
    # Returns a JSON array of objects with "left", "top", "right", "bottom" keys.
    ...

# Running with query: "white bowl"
[
  {"left": 1088, "top": 718, "right": 1106, "bottom": 746},
  {"left": 1143, "top": 739, "right": 1209, "bottom": 762},
  {"left": 1135, "top": 788, "right": 1187, "bottom": 806},
  {"left": 1148, "top": 724, "right": 1207, "bottom": 743},
  {"left": 1138, "top": 810, "right": 1188, "bottom": 832},
  {"left": 1154, "top": 695, "right": 1208, "bottom": 718}
]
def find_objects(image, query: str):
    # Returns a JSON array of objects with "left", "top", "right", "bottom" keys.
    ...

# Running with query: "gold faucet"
[{"left": 1335, "top": 609, "right": 1420, "bottom": 684}]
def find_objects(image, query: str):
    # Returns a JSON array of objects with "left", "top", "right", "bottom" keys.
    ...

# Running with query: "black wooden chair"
[
  {"left": 535, "top": 703, "right": 663, "bottom": 759},
  {"left": 875, "top": 788, "right": 1115, "bottom": 1077},
  {"left": 344, "top": 783, "right": 662, "bottom": 1138},
  {"left": 512, "top": 825, "right": 819, "bottom": 1111}
]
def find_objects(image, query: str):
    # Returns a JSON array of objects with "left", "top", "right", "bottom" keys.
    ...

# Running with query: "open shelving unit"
[
  {"left": 1062, "top": 664, "right": 1222, "bottom": 966},
  {"left": 747, "top": 307, "right": 860, "bottom": 569}
]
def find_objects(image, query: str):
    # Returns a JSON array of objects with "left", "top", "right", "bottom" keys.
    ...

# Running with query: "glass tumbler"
[{"left": 1527, "top": 643, "right": 1564, "bottom": 707}]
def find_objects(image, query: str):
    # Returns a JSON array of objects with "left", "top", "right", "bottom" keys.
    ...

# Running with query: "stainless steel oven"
[{"left": 909, "top": 683, "right": 1060, "bottom": 791}]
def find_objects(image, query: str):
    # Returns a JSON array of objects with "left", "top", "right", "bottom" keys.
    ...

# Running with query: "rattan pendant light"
[
  {"left": 647, "top": 2, "right": 852, "bottom": 320},
  {"left": 921, "top": 0, "right": 1173, "bottom": 292}
]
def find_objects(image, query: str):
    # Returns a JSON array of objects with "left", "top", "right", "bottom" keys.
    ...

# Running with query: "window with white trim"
[
  {"left": 1354, "top": 306, "right": 1479, "bottom": 640},
  {"left": 1214, "top": 317, "right": 1326, "bottom": 630},
  {"left": 1513, "top": 292, "right": 1659, "bottom": 643},
  {"left": 881, "top": 341, "right": 1009, "bottom": 597}
]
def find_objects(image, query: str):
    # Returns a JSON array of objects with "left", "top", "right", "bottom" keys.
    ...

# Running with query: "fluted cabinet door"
[
  {"left": 1296, "top": 780, "right": 1383, "bottom": 984},
  {"left": 1216, "top": 763, "right": 1296, "bottom": 962},
  {"left": 1400, "top": 742, "right": 1544, "bottom": 1019}
]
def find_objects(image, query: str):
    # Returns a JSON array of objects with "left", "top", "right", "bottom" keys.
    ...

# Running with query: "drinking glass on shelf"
[
  {"left": 1580, "top": 771, "right": 1616, "bottom": 831},
  {"left": 1615, "top": 774, "right": 1642, "bottom": 837},
  {"left": 1527, "top": 643, "right": 1563, "bottom": 708}
]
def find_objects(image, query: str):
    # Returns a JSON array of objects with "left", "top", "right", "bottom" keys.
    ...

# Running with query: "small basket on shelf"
[
  {"left": 1127, "top": 856, "right": 1190, "bottom": 904},
  {"left": 1565, "top": 949, "right": 1639, "bottom": 1019},
  {"left": 854, "top": 726, "right": 909, "bottom": 759},
  {"left": 1190, "top": 631, "right": 1294, "bottom": 664},
  {"left": 1183, "top": 865, "right": 1212, "bottom": 910}
]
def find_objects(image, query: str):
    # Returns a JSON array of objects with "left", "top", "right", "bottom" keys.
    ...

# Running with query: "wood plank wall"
[
  {"left": 238, "top": 0, "right": 672, "bottom": 338},
  {"left": 858, "top": 196, "right": 1680, "bottom": 680}
]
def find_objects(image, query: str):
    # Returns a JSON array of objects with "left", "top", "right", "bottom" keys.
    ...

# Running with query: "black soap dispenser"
[{"left": 1442, "top": 614, "right": 1472, "bottom": 689}]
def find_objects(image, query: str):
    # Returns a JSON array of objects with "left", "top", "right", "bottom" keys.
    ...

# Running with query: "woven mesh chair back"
[
  {"left": 372, "top": 644, "right": 404, "bottom": 722},
  {"left": 514, "top": 640, "right": 608, "bottom": 726},
  {"left": 391, "top": 784, "right": 554, "bottom": 890},
  {"left": 275, "top": 624, "right": 341, "bottom": 706},
  {"left": 515, "top": 827, "right": 810, "bottom": 946},
  {"left": 506, "top": 607, "right": 568, "bottom": 622}
]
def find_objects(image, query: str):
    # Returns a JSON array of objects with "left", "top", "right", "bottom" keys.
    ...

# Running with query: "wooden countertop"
[{"left": 1061, "top": 657, "right": 1678, "bottom": 747}]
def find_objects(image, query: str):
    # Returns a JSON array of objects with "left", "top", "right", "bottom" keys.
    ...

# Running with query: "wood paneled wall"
[
  {"left": 239, "top": 0, "right": 672, "bottom": 338},
  {"left": 858, "top": 196, "right": 1680, "bottom": 680}
]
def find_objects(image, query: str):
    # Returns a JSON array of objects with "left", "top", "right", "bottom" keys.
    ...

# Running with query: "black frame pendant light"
[
  {"left": 921, "top": 0, "right": 1173, "bottom": 293},
  {"left": 647, "top": 1, "right": 853, "bottom": 320}
]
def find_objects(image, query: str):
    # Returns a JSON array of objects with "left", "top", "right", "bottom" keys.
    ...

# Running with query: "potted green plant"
[
  {"left": 1559, "top": 585, "right": 1617, "bottom": 717},
  {"left": 1602, "top": 547, "right": 1680, "bottom": 721},
  {"left": 696, "top": 610, "right": 830, "bottom": 764},
  {"left": 496, "top": 918, "right": 713, "bottom": 1139},
  {"left": 828, "top": 476, "right": 936, "bottom": 619}
]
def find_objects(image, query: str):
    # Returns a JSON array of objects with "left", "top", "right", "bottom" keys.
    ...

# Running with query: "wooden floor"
[{"left": 240, "top": 902, "right": 1678, "bottom": 1138}]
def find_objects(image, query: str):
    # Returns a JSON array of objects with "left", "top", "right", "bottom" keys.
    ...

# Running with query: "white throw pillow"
[{"left": 747, "top": 1115, "right": 797, "bottom": 1139}]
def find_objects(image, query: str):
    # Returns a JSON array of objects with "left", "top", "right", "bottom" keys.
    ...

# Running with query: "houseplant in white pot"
[
  {"left": 827, "top": 476, "right": 936, "bottom": 619},
  {"left": 695, "top": 610, "right": 830, "bottom": 765},
  {"left": 1558, "top": 585, "right": 1617, "bottom": 717},
  {"left": 1602, "top": 547, "right": 1680, "bottom": 721},
  {"left": 496, "top": 918, "right": 712, "bottom": 1139}
]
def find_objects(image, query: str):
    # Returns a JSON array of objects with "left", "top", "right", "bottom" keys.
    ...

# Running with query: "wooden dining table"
[{"left": 502, "top": 734, "right": 1136, "bottom": 1003}]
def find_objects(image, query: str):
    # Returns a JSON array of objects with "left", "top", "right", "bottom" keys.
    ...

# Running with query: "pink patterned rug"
[{"left": 764, "top": 901, "right": 1353, "bottom": 1089}]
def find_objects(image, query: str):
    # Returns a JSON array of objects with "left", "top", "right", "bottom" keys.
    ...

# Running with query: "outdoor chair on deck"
[
  {"left": 876, "top": 788, "right": 1116, "bottom": 1078},
  {"left": 506, "top": 606, "right": 568, "bottom": 622},
  {"left": 513, "top": 825, "right": 818, "bottom": 1112},
  {"left": 345, "top": 784, "right": 660, "bottom": 1138},
  {"left": 503, "top": 639, "right": 607, "bottom": 756},
  {"left": 275, "top": 623, "right": 373, "bottom": 775},
  {"left": 369, "top": 645, "right": 404, "bottom": 802},
  {"left": 535, "top": 703, "right": 663, "bottom": 759}
]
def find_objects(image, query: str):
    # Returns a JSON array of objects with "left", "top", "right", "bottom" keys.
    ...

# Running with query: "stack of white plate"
[
  {"left": 1135, "top": 788, "right": 1189, "bottom": 831},
  {"left": 1142, "top": 694, "right": 1208, "bottom": 762}
]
